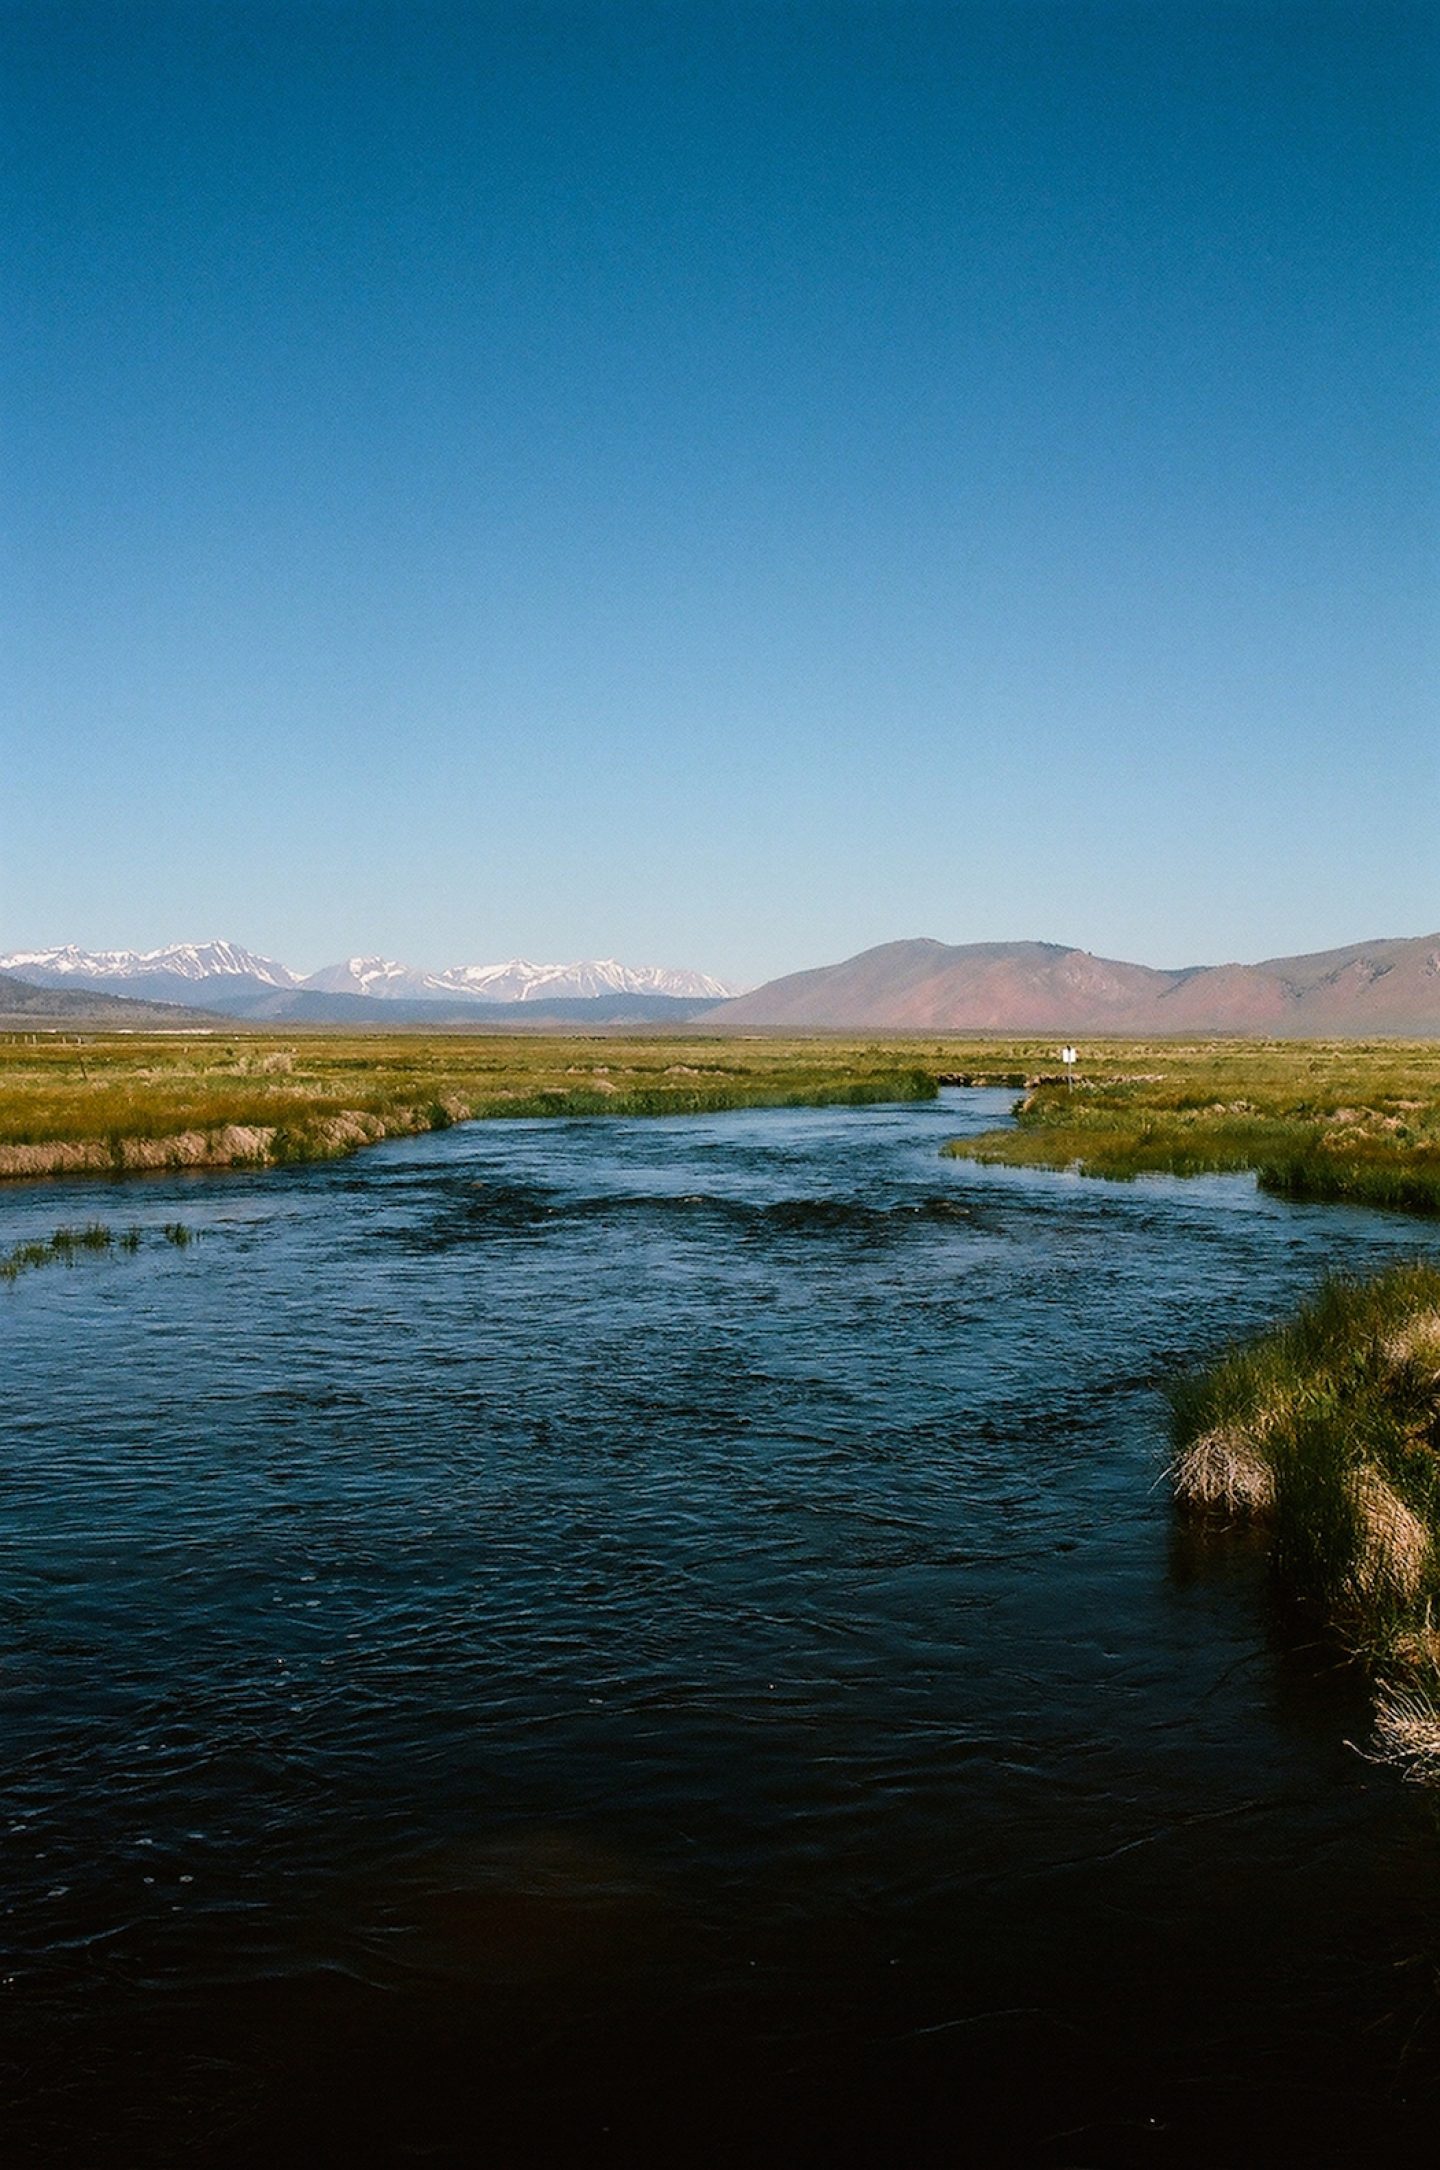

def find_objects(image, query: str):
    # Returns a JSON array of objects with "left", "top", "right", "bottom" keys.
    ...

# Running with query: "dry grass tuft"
[
  {"left": 1169, "top": 1264, "right": 1440, "bottom": 1783},
  {"left": 313, "top": 1112, "right": 386, "bottom": 1153},
  {"left": 1348, "top": 1466, "right": 1430, "bottom": 1602},
  {"left": 1383, "top": 1307, "right": 1440, "bottom": 1383},
  {"left": 1387, "top": 1622, "right": 1440, "bottom": 1673},
  {"left": 1172, "top": 1427, "right": 1275, "bottom": 1519},
  {"left": 1374, "top": 1683, "right": 1440, "bottom": 1782}
]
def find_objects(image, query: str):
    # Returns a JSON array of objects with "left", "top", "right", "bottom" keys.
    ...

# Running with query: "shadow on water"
[
  {"left": 392, "top": 1179, "right": 993, "bottom": 1254},
  {"left": 6, "top": 1092, "right": 1440, "bottom": 2163}
]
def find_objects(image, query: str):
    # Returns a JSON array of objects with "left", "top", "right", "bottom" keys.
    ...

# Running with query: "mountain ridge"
[
  {"left": 709, "top": 933, "right": 1440, "bottom": 1035},
  {"left": 0, "top": 971, "right": 227, "bottom": 1026},
  {"left": 0, "top": 942, "right": 740, "bottom": 1016},
  {"left": 9, "top": 934, "right": 1440, "bottom": 1036}
]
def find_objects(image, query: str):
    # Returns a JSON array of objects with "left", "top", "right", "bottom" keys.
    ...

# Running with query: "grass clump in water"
[
  {"left": 2, "top": 1221, "right": 112, "bottom": 1279},
  {"left": 1, "top": 1220, "right": 196, "bottom": 1280},
  {"left": 1169, "top": 1263, "right": 1440, "bottom": 1780}
]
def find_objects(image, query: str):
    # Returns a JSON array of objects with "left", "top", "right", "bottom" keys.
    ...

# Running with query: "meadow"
[
  {"left": 942, "top": 1039, "right": 1440, "bottom": 1213},
  {"left": 0, "top": 1030, "right": 950, "bottom": 1176},
  {"left": 7, "top": 1031, "right": 1440, "bottom": 1196}
]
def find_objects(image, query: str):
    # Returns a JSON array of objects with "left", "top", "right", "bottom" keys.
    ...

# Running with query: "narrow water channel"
[{"left": 5, "top": 1090, "right": 1440, "bottom": 2164}]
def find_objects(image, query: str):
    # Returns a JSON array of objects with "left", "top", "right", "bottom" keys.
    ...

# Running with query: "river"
[{"left": 5, "top": 1088, "right": 1440, "bottom": 2164}]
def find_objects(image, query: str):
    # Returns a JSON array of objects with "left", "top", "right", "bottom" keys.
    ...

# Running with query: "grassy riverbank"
[
  {"left": 1171, "top": 1264, "right": 1440, "bottom": 1780},
  {"left": 0, "top": 1032, "right": 944, "bottom": 1178},
  {"left": 11, "top": 1032, "right": 1440, "bottom": 1194},
  {"left": 943, "top": 1041, "right": 1440, "bottom": 1212}
]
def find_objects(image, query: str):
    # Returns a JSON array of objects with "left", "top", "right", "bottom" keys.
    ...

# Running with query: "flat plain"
[
  {"left": 944, "top": 1038, "right": 1440, "bottom": 1211},
  {"left": 0, "top": 1030, "right": 945, "bottom": 1176},
  {"left": 5, "top": 1031, "right": 1440, "bottom": 1206}
]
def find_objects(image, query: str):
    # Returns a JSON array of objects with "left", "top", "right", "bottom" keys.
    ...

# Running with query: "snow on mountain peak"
[
  {"left": 0, "top": 941, "right": 299, "bottom": 988},
  {"left": 302, "top": 956, "right": 452, "bottom": 998},
  {"left": 310, "top": 954, "right": 740, "bottom": 1002},
  {"left": 0, "top": 940, "right": 742, "bottom": 1007},
  {"left": 429, "top": 957, "right": 738, "bottom": 1002}
]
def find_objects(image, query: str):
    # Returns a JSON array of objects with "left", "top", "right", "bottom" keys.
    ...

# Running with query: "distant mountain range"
[
  {"left": 708, "top": 934, "right": 1440, "bottom": 1036},
  {"left": 8, "top": 933, "right": 1440, "bottom": 1037},
  {"left": 306, "top": 954, "right": 737, "bottom": 1005},
  {"left": 0, "top": 943, "right": 739, "bottom": 1024}
]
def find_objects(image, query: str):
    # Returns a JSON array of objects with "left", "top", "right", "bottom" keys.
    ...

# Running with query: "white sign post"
[{"left": 1061, "top": 1044, "right": 1078, "bottom": 1087}]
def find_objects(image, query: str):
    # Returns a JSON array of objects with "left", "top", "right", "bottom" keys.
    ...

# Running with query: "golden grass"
[
  {"left": 943, "top": 1038, "right": 1440, "bottom": 1212},
  {"left": 1373, "top": 1683, "right": 1440, "bottom": 1784},
  {"left": 1348, "top": 1466, "right": 1431, "bottom": 1605},
  {"left": 1171, "top": 1427, "right": 1276, "bottom": 1519},
  {"left": 10, "top": 1031, "right": 1440, "bottom": 1199},
  {"left": 1170, "top": 1265, "right": 1440, "bottom": 1781},
  {"left": 0, "top": 1029, "right": 956, "bottom": 1176}
]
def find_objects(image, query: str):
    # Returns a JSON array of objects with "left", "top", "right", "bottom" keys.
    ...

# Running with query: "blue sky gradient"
[{"left": 5, "top": 1, "right": 1435, "bottom": 981}]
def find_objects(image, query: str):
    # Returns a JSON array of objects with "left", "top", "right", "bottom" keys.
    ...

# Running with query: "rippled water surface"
[{"left": 6, "top": 1090, "right": 1440, "bottom": 2164}]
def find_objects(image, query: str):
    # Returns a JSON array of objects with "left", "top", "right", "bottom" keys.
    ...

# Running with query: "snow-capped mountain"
[
  {"left": 301, "top": 954, "right": 737, "bottom": 1002},
  {"left": 425, "top": 958, "right": 737, "bottom": 1003},
  {"left": 0, "top": 942, "right": 741, "bottom": 1013},
  {"left": 303, "top": 956, "right": 458, "bottom": 1000},
  {"left": 0, "top": 941, "right": 299, "bottom": 991},
  {"left": 303, "top": 955, "right": 735, "bottom": 1002}
]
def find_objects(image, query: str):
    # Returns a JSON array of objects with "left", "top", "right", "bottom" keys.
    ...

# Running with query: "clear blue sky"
[{"left": 4, "top": 0, "right": 1435, "bottom": 981}]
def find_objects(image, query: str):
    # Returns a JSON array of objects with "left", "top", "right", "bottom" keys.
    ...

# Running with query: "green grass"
[
  {"left": 0, "top": 1030, "right": 949, "bottom": 1177},
  {"left": 0, "top": 1220, "right": 196, "bottom": 1280},
  {"left": 12, "top": 1032, "right": 1440, "bottom": 1200},
  {"left": 4, "top": 1221, "right": 116, "bottom": 1274},
  {"left": 942, "top": 1040, "right": 1440, "bottom": 1214},
  {"left": 1169, "top": 1263, "right": 1440, "bottom": 1778}
]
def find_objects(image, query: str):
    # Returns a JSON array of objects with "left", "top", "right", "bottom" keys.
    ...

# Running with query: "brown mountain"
[
  {"left": 0, "top": 971, "right": 224, "bottom": 1027},
  {"left": 709, "top": 935, "right": 1440, "bottom": 1035}
]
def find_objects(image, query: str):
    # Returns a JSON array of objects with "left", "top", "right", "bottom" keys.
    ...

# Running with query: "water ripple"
[{"left": 5, "top": 1092, "right": 1440, "bottom": 2161}]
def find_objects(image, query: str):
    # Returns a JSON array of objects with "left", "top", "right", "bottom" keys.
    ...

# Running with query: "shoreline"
[
  {"left": 0, "top": 1073, "right": 940, "bottom": 1183},
  {"left": 943, "top": 1046, "right": 1440, "bottom": 1214},
  {"left": 0, "top": 1106, "right": 425, "bottom": 1180},
  {"left": 1170, "top": 1264, "right": 1440, "bottom": 1783}
]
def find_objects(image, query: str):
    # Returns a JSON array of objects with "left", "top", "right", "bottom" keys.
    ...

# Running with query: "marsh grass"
[
  {"left": 944, "top": 1040, "right": 1440, "bottom": 1214},
  {"left": 1, "top": 1220, "right": 195, "bottom": 1280},
  {"left": 1169, "top": 1264, "right": 1440, "bottom": 1778},
  {"left": 3, "top": 1222, "right": 112, "bottom": 1278},
  {"left": 10, "top": 1031, "right": 1440, "bottom": 1199},
  {"left": 0, "top": 1031, "right": 943, "bottom": 1178}
]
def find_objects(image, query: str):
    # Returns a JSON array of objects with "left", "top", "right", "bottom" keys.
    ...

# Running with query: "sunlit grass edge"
[
  {"left": 943, "top": 1042, "right": 1440, "bottom": 1215},
  {"left": 1169, "top": 1264, "right": 1440, "bottom": 1782},
  {"left": 0, "top": 1031, "right": 943, "bottom": 1179}
]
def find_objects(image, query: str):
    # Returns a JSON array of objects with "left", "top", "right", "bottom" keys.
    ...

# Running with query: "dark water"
[{"left": 6, "top": 1090, "right": 1440, "bottom": 2166}]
